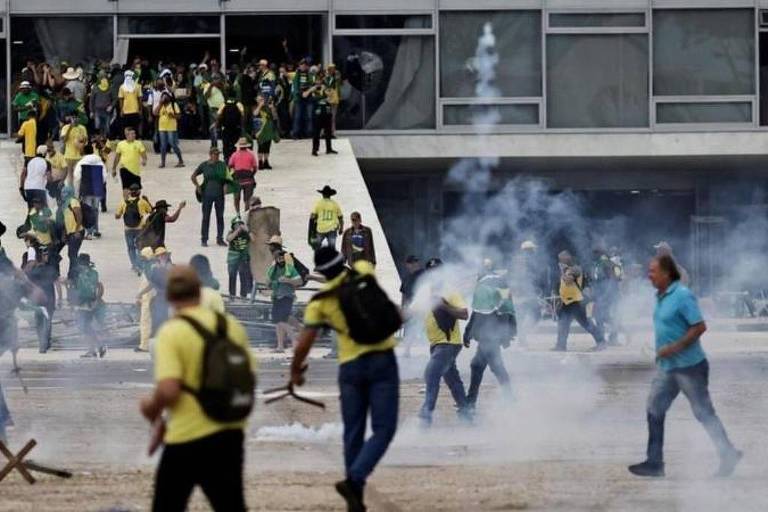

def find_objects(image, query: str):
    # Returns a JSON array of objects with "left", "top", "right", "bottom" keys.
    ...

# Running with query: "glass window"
[
  {"left": 226, "top": 15, "right": 324, "bottom": 67},
  {"left": 653, "top": 9, "right": 754, "bottom": 96},
  {"left": 333, "top": 35, "right": 435, "bottom": 130},
  {"left": 118, "top": 16, "right": 220, "bottom": 35},
  {"left": 656, "top": 102, "right": 752, "bottom": 123},
  {"left": 547, "top": 34, "right": 649, "bottom": 128},
  {"left": 440, "top": 11, "right": 541, "bottom": 98},
  {"left": 335, "top": 15, "right": 432, "bottom": 30},
  {"left": 550, "top": 13, "right": 645, "bottom": 28},
  {"left": 443, "top": 104, "right": 538, "bottom": 126}
]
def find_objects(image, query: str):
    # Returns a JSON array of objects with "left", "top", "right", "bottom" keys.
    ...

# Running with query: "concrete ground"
[
  {"left": 0, "top": 138, "right": 399, "bottom": 302},
  {"left": 1, "top": 330, "right": 767, "bottom": 512}
]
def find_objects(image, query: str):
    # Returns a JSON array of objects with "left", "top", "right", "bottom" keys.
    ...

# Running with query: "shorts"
[
  {"left": 271, "top": 296, "right": 295, "bottom": 323},
  {"left": 120, "top": 168, "right": 142, "bottom": 190}
]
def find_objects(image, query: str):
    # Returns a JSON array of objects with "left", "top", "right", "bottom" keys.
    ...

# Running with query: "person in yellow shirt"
[
  {"left": 140, "top": 265, "right": 253, "bottom": 511},
  {"left": 310, "top": 185, "right": 343, "bottom": 249},
  {"left": 155, "top": 93, "right": 185, "bottom": 168},
  {"left": 113, "top": 127, "right": 147, "bottom": 198},
  {"left": 118, "top": 70, "right": 142, "bottom": 134},
  {"left": 418, "top": 258, "right": 472, "bottom": 427},
  {"left": 60, "top": 115, "right": 88, "bottom": 185},
  {"left": 290, "top": 246, "right": 398, "bottom": 512},
  {"left": 58, "top": 185, "right": 84, "bottom": 280},
  {"left": 45, "top": 140, "right": 67, "bottom": 200},
  {"left": 115, "top": 182, "right": 153, "bottom": 273},
  {"left": 17, "top": 111, "right": 38, "bottom": 164},
  {"left": 555, "top": 250, "right": 606, "bottom": 351}
]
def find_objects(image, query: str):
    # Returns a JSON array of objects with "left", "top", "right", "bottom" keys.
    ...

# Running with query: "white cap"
[
  {"left": 521, "top": 240, "right": 537, "bottom": 250},
  {"left": 36, "top": 145, "right": 47, "bottom": 156},
  {"left": 19, "top": 81, "right": 31, "bottom": 88}
]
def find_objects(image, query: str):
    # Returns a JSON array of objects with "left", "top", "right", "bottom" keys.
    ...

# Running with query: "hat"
[
  {"left": 19, "top": 81, "right": 31, "bottom": 89},
  {"left": 140, "top": 247, "right": 155, "bottom": 260},
  {"left": 520, "top": 240, "right": 537, "bottom": 250},
  {"left": 128, "top": 183, "right": 141, "bottom": 191},
  {"left": 425, "top": 258, "right": 443, "bottom": 269},
  {"left": 62, "top": 67, "right": 79, "bottom": 80},
  {"left": 159, "top": 68, "right": 172, "bottom": 78},
  {"left": 154, "top": 200, "right": 171, "bottom": 210},
  {"left": 259, "top": 59, "right": 268, "bottom": 66},
  {"left": 405, "top": 255, "right": 420, "bottom": 264},
  {"left": 36, "top": 145, "right": 47, "bottom": 156},
  {"left": 314, "top": 246, "right": 344, "bottom": 273},
  {"left": 317, "top": 185, "right": 337, "bottom": 197},
  {"left": 124, "top": 70, "right": 135, "bottom": 77},
  {"left": 267, "top": 234, "right": 283, "bottom": 246},
  {"left": 154, "top": 246, "right": 170, "bottom": 256},
  {"left": 235, "top": 137, "right": 251, "bottom": 149},
  {"left": 198, "top": 63, "right": 208, "bottom": 70}
]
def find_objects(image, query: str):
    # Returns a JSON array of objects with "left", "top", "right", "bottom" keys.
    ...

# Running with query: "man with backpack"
[
  {"left": 555, "top": 250, "right": 606, "bottom": 352},
  {"left": 217, "top": 96, "right": 244, "bottom": 163},
  {"left": 57, "top": 185, "right": 84, "bottom": 281},
  {"left": 267, "top": 250, "right": 302, "bottom": 353},
  {"left": 71, "top": 253, "right": 107, "bottom": 358},
  {"left": 116, "top": 183, "right": 153, "bottom": 273},
  {"left": 137, "top": 199, "right": 186, "bottom": 251},
  {"left": 140, "top": 264, "right": 254, "bottom": 512},
  {"left": 290, "top": 246, "right": 400, "bottom": 512}
]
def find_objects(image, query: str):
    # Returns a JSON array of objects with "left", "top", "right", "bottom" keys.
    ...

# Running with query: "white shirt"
[
  {"left": 73, "top": 154, "right": 107, "bottom": 197},
  {"left": 24, "top": 156, "right": 49, "bottom": 191}
]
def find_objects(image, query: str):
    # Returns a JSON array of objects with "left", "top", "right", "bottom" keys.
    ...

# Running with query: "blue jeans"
[
  {"left": 556, "top": 301, "right": 605, "bottom": 350},
  {"left": 646, "top": 359, "right": 735, "bottom": 464},
  {"left": 94, "top": 110, "right": 111, "bottom": 137},
  {"left": 0, "top": 380, "right": 11, "bottom": 440},
  {"left": 420, "top": 344, "right": 468, "bottom": 421},
  {"left": 467, "top": 340, "right": 511, "bottom": 406},
  {"left": 291, "top": 98, "right": 313, "bottom": 138},
  {"left": 124, "top": 229, "right": 141, "bottom": 269},
  {"left": 159, "top": 130, "right": 183, "bottom": 165},
  {"left": 338, "top": 350, "right": 399, "bottom": 488}
]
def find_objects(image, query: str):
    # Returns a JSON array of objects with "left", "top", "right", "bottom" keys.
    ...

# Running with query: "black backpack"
[
  {"left": 313, "top": 269, "right": 402, "bottom": 345},
  {"left": 123, "top": 198, "right": 142, "bottom": 228},
  {"left": 179, "top": 313, "right": 256, "bottom": 422},
  {"left": 221, "top": 102, "right": 242, "bottom": 132}
]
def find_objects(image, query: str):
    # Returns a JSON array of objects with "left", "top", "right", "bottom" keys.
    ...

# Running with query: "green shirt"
[
  {"left": 227, "top": 232, "right": 250, "bottom": 265},
  {"left": 194, "top": 160, "right": 228, "bottom": 198},
  {"left": 13, "top": 91, "right": 40, "bottom": 121},
  {"left": 267, "top": 263, "right": 300, "bottom": 299}
]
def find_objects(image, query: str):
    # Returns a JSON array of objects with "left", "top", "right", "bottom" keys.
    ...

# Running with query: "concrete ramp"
[{"left": 0, "top": 139, "right": 399, "bottom": 303}]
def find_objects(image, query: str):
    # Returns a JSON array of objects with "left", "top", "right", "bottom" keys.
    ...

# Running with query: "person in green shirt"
[
  {"left": 12, "top": 81, "right": 40, "bottom": 126},
  {"left": 463, "top": 259, "right": 515, "bottom": 410},
  {"left": 225, "top": 217, "right": 254, "bottom": 298},
  {"left": 304, "top": 73, "right": 337, "bottom": 156},
  {"left": 267, "top": 250, "right": 302, "bottom": 352},
  {"left": 191, "top": 147, "right": 230, "bottom": 247}
]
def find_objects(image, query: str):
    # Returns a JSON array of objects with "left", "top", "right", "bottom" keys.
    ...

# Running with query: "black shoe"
[
  {"left": 334, "top": 480, "right": 366, "bottom": 512},
  {"left": 715, "top": 449, "right": 743, "bottom": 477},
  {"left": 216, "top": 239, "right": 227, "bottom": 247},
  {"left": 312, "top": 151, "right": 318, "bottom": 157},
  {"left": 201, "top": 241, "right": 208, "bottom": 247},
  {"left": 326, "top": 149, "right": 338, "bottom": 155},
  {"left": 264, "top": 162, "right": 273, "bottom": 169},
  {"left": 628, "top": 460, "right": 665, "bottom": 477},
  {"left": 133, "top": 347, "right": 149, "bottom": 353},
  {"left": 93, "top": 231, "right": 102, "bottom": 239}
]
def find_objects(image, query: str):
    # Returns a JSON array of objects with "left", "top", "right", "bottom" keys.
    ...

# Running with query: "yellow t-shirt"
[
  {"left": 303, "top": 261, "right": 397, "bottom": 364},
  {"left": 312, "top": 198, "right": 342, "bottom": 234},
  {"left": 63, "top": 199, "right": 82, "bottom": 234},
  {"left": 158, "top": 103, "right": 181, "bottom": 132},
  {"left": 47, "top": 151, "right": 67, "bottom": 176},
  {"left": 18, "top": 118, "right": 37, "bottom": 158},
  {"left": 115, "top": 196, "right": 153, "bottom": 230},
  {"left": 154, "top": 306, "right": 255, "bottom": 445},
  {"left": 119, "top": 85, "right": 141, "bottom": 115},
  {"left": 426, "top": 293, "right": 466, "bottom": 345},
  {"left": 61, "top": 124, "right": 88, "bottom": 160},
  {"left": 116, "top": 140, "right": 146, "bottom": 176},
  {"left": 559, "top": 276, "right": 584, "bottom": 305},
  {"left": 201, "top": 287, "right": 225, "bottom": 313}
]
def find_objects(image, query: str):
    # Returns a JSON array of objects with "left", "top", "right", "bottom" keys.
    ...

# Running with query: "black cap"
[
  {"left": 154, "top": 200, "right": 171, "bottom": 209},
  {"left": 314, "top": 246, "right": 344, "bottom": 273},
  {"left": 77, "top": 253, "right": 92, "bottom": 265}
]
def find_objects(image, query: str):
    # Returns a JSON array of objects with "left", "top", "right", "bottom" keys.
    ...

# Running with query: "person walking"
[
  {"left": 226, "top": 218, "right": 254, "bottom": 298},
  {"left": 192, "top": 147, "right": 229, "bottom": 247},
  {"left": 73, "top": 144, "right": 107, "bottom": 240},
  {"left": 341, "top": 212, "right": 376, "bottom": 266},
  {"left": 113, "top": 127, "right": 147, "bottom": 199},
  {"left": 115, "top": 183, "right": 153, "bottom": 273},
  {"left": 399, "top": 255, "right": 425, "bottom": 357},
  {"left": 418, "top": 258, "right": 472, "bottom": 427},
  {"left": 290, "top": 247, "right": 399, "bottom": 512},
  {"left": 17, "top": 109, "right": 38, "bottom": 167},
  {"left": 136, "top": 247, "right": 156, "bottom": 353},
  {"left": 309, "top": 185, "right": 343, "bottom": 249},
  {"left": 554, "top": 250, "right": 606, "bottom": 352},
  {"left": 305, "top": 73, "right": 337, "bottom": 156},
  {"left": 228, "top": 138, "right": 257, "bottom": 216},
  {"left": 57, "top": 185, "right": 84, "bottom": 281},
  {"left": 20, "top": 144, "right": 50, "bottom": 208},
  {"left": 267, "top": 249, "right": 302, "bottom": 353},
  {"left": 628, "top": 255, "right": 742, "bottom": 478},
  {"left": 60, "top": 114, "right": 88, "bottom": 186},
  {"left": 156, "top": 92, "right": 185, "bottom": 169},
  {"left": 290, "top": 59, "right": 313, "bottom": 139},
  {"left": 253, "top": 95, "right": 279, "bottom": 170},
  {"left": 137, "top": 199, "right": 185, "bottom": 251},
  {"left": 119, "top": 70, "right": 142, "bottom": 134},
  {"left": 591, "top": 246, "right": 621, "bottom": 345},
  {"left": 464, "top": 259, "right": 515, "bottom": 410},
  {"left": 90, "top": 72, "right": 114, "bottom": 138},
  {"left": 140, "top": 265, "right": 254, "bottom": 512},
  {"left": 70, "top": 253, "right": 107, "bottom": 358}
]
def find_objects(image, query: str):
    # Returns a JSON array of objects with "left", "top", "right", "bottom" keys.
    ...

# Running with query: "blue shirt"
[{"left": 653, "top": 281, "right": 706, "bottom": 371}]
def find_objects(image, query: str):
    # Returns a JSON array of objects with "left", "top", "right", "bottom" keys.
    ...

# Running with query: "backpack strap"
[
  {"left": 177, "top": 313, "right": 228, "bottom": 395},
  {"left": 310, "top": 267, "right": 357, "bottom": 302}
]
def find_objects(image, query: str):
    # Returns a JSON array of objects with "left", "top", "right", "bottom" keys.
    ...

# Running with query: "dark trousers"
[
  {"left": 34, "top": 300, "right": 55, "bottom": 352},
  {"left": 228, "top": 259, "right": 253, "bottom": 298},
  {"left": 556, "top": 301, "right": 605, "bottom": 350},
  {"left": 124, "top": 229, "right": 141, "bottom": 270},
  {"left": 201, "top": 195, "right": 225, "bottom": 243},
  {"left": 420, "top": 344, "right": 468, "bottom": 419},
  {"left": 338, "top": 350, "right": 399, "bottom": 487},
  {"left": 312, "top": 112, "right": 333, "bottom": 153},
  {"left": 467, "top": 340, "right": 511, "bottom": 406},
  {"left": 153, "top": 429, "right": 246, "bottom": 512},
  {"left": 66, "top": 233, "right": 83, "bottom": 280},
  {"left": 646, "top": 359, "right": 735, "bottom": 464},
  {"left": 291, "top": 98, "right": 312, "bottom": 138},
  {"left": 25, "top": 189, "right": 47, "bottom": 209},
  {"left": 222, "top": 129, "right": 239, "bottom": 163}
]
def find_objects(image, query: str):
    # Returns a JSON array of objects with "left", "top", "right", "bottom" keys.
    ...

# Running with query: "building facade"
[{"left": 2, "top": 0, "right": 768, "bottom": 293}]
